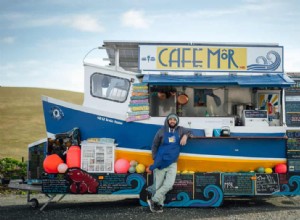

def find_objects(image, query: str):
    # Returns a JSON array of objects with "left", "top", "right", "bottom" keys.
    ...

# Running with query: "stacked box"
[{"left": 127, "top": 83, "right": 150, "bottom": 122}]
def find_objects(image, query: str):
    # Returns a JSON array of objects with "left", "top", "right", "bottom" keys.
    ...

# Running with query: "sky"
[{"left": 1, "top": 0, "right": 300, "bottom": 92}]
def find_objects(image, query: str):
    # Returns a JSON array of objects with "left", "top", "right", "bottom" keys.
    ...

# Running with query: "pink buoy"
[
  {"left": 114, "top": 159, "right": 130, "bottom": 173},
  {"left": 57, "top": 163, "right": 68, "bottom": 173}
]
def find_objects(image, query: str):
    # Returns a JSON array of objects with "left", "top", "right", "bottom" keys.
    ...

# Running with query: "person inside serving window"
[{"left": 151, "top": 86, "right": 177, "bottom": 100}]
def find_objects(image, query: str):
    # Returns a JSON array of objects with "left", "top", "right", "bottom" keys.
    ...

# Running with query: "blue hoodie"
[{"left": 149, "top": 113, "right": 191, "bottom": 171}]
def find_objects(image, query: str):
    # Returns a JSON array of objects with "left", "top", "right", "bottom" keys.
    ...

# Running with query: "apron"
[{"left": 149, "top": 129, "right": 181, "bottom": 171}]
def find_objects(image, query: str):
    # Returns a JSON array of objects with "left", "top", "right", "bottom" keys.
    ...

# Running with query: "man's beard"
[{"left": 168, "top": 123, "right": 176, "bottom": 128}]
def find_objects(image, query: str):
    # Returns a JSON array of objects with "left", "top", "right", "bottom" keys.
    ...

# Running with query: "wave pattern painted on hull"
[
  {"left": 247, "top": 51, "right": 281, "bottom": 71},
  {"left": 113, "top": 173, "right": 146, "bottom": 195},
  {"left": 166, "top": 185, "right": 223, "bottom": 207},
  {"left": 275, "top": 175, "right": 300, "bottom": 196}
]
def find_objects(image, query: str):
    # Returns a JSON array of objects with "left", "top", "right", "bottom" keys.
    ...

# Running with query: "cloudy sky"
[{"left": 1, "top": 0, "right": 300, "bottom": 92}]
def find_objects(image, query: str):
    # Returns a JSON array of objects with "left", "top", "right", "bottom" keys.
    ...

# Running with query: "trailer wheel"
[{"left": 29, "top": 198, "right": 39, "bottom": 209}]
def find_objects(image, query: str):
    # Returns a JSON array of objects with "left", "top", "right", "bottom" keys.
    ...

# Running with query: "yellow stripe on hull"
[
  {"left": 116, "top": 149, "right": 153, "bottom": 167},
  {"left": 115, "top": 149, "right": 286, "bottom": 172},
  {"left": 178, "top": 155, "right": 286, "bottom": 172}
]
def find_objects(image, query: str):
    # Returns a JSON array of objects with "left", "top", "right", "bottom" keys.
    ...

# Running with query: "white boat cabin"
[{"left": 82, "top": 41, "right": 294, "bottom": 134}]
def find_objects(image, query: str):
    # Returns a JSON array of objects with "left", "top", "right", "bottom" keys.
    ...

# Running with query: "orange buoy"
[
  {"left": 43, "top": 154, "right": 64, "bottom": 173},
  {"left": 67, "top": 146, "right": 81, "bottom": 168}
]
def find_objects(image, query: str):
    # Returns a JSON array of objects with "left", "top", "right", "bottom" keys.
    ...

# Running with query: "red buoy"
[
  {"left": 274, "top": 163, "right": 287, "bottom": 173},
  {"left": 67, "top": 146, "right": 81, "bottom": 168}
]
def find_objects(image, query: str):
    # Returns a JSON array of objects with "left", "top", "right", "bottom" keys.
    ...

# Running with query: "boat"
[{"left": 42, "top": 41, "right": 295, "bottom": 173}]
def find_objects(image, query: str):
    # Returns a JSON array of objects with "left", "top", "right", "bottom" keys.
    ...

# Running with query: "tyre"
[{"left": 29, "top": 198, "right": 39, "bottom": 209}]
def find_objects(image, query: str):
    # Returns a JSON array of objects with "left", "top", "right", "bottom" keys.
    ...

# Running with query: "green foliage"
[{"left": 0, "top": 158, "right": 27, "bottom": 179}]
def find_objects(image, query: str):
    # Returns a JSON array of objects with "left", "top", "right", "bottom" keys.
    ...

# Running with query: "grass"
[{"left": 0, "top": 87, "right": 83, "bottom": 161}]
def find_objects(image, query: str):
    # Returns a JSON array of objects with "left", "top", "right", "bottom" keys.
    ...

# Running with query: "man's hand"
[{"left": 180, "top": 134, "right": 188, "bottom": 146}]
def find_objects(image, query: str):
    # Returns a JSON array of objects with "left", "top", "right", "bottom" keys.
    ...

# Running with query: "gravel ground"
[{"left": 0, "top": 192, "right": 299, "bottom": 220}]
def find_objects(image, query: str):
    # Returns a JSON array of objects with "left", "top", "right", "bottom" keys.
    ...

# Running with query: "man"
[
  {"left": 151, "top": 86, "right": 177, "bottom": 100},
  {"left": 147, "top": 113, "right": 191, "bottom": 213}
]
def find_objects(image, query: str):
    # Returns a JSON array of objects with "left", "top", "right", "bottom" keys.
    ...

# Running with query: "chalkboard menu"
[
  {"left": 97, "top": 174, "right": 134, "bottom": 194},
  {"left": 165, "top": 174, "right": 194, "bottom": 201},
  {"left": 287, "top": 138, "right": 300, "bottom": 159},
  {"left": 194, "top": 173, "right": 220, "bottom": 200},
  {"left": 244, "top": 110, "right": 268, "bottom": 118},
  {"left": 288, "top": 159, "right": 300, "bottom": 172},
  {"left": 287, "top": 132, "right": 300, "bottom": 159},
  {"left": 286, "top": 114, "right": 300, "bottom": 127},
  {"left": 285, "top": 88, "right": 300, "bottom": 127},
  {"left": 28, "top": 139, "right": 47, "bottom": 183},
  {"left": 222, "top": 173, "right": 254, "bottom": 195},
  {"left": 255, "top": 174, "right": 280, "bottom": 195},
  {"left": 42, "top": 174, "right": 69, "bottom": 194},
  {"left": 286, "top": 130, "right": 300, "bottom": 172},
  {"left": 42, "top": 170, "right": 146, "bottom": 195},
  {"left": 286, "top": 130, "right": 300, "bottom": 139},
  {"left": 285, "top": 102, "right": 300, "bottom": 112}
]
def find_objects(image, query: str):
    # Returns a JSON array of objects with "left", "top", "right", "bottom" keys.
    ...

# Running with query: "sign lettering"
[
  {"left": 157, "top": 47, "right": 246, "bottom": 70},
  {"left": 139, "top": 45, "right": 283, "bottom": 73}
]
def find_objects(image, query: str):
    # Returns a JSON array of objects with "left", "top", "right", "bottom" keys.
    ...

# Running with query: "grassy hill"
[{"left": 0, "top": 87, "right": 83, "bottom": 160}]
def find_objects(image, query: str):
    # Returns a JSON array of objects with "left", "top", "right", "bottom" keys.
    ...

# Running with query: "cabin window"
[{"left": 91, "top": 73, "right": 130, "bottom": 102}]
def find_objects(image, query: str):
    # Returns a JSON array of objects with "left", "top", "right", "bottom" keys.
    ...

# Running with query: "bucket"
[
  {"left": 67, "top": 146, "right": 81, "bottom": 168},
  {"left": 204, "top": 128, "right": 213, "bottom": 137},
  {"left": 213, "top": 129, "right": 221, "bottom": 137}
]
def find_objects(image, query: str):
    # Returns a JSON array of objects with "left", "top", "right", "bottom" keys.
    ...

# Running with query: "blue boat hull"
[{"left": 43, "top": 99, "right": 287, "bottom": 172}]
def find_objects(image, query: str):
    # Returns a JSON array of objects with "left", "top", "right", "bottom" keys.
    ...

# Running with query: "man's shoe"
[
  {"left": 147, "top": 199, "right": 164, "bottom": 213},
  {"left": 147, "top": 199, "right": 156, "bottom": 213},
  {"left": 155, "top": 204, "right": 163, "bottom": 213}
]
